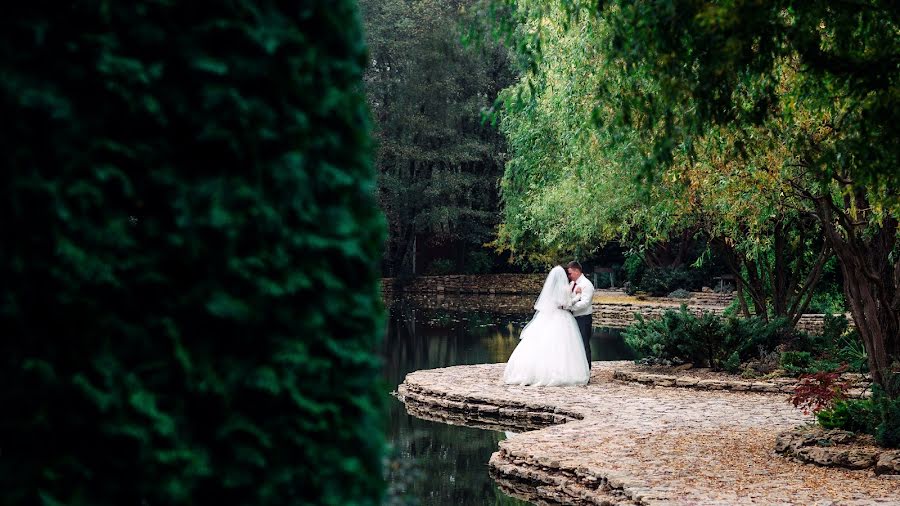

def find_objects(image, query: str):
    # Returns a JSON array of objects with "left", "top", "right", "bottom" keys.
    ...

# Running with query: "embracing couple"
[{"left": 503, "top": 261, "right": 595, "bottom": 387}]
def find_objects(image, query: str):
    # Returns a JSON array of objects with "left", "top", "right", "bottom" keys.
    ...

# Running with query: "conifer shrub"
[{"left": 1, "top": 1, "right": 386, "bottom": 504}]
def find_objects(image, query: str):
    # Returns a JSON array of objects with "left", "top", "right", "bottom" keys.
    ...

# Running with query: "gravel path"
[{"left": 398, "top": 362, "right": 900, "bottom": 505}]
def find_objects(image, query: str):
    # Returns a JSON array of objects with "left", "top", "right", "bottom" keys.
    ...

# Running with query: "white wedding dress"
[{"left": 503, "top": 266, "right": 590, "bottom": 386}]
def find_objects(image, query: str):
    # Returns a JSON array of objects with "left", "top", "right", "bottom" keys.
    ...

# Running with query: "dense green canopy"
[{"left": 488, "top": 0, "right": 899, "bottom": 394}]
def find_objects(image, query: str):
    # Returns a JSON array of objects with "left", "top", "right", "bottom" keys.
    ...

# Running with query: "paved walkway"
[{"left": 398, "top": 362, "right": 900, "bottom": 505}]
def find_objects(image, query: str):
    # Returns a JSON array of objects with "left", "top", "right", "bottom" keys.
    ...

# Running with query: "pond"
[{"left": 382, "top": 295, "right": 637, "bottom": 505}]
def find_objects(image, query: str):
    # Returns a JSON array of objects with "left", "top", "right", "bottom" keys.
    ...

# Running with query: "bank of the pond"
[
  {"left": 382, "top": 275, "right": 733, "bottom": 306},
  {"left": 387, "top": 283, "right": 848, "bottom": 335},
  {"left": 397, "top": 362, "right": 900, "bottom": 505}
]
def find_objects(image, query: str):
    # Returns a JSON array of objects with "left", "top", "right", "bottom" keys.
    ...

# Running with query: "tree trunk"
[
  {"left": 411, "top": 234, "right": 417, "bottom": 276},
  {"left": 644, "top": 229, "right": 698, "bottom": 268},
  {"left": 736, "top": 279, "right": 751, "bottom": 318},
  {"left": 773, "top": 221, "right": 788, "bottom": 318},
  {"left": 715, "top": 227, "right": 828, "bottom": 330},
  {"left": 741, "top": 256, "right": 770, "bottom": 322},
  {"left": 815, "top": 196, "right": 900, "bottom": 396}
]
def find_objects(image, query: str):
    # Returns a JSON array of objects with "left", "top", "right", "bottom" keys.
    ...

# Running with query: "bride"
[{"left": 503, "top": 266, "right": 590, "bottom": 386}]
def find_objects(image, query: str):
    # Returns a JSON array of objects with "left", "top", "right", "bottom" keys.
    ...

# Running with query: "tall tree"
[
  {"left": 486, "top": 0, "right": 898, "bottom": 393},
  {"left": 0, "top": 1, "right": 386, "bottom": 504},
  {"left": 490, "top": 2, "right": 831, "bottom": 327},
  {"left": 360, "top": 0, "right": 514, "bottom": 276},
  {"left": 592, "top": 0, "right": 900, "bottom": 395}
]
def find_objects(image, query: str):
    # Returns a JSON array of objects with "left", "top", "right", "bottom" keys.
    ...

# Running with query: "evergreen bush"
[
  {"left": 814, "top": 383, "right": 900, "bottom": 449},
  {"left": 624, "top": 307, "right": 787, "bottom": 371},
  {"left": 0, "top": 1, "right": 385, "bottom": 504},
  {"left": 817, "top": 399, "right": 877, "bottom": 435},
  {"left": 875, "top": 382, "right": 900, "bottom": 448},
  {"left": 780, "top": 351, "right": 814, "bottom": 374}
]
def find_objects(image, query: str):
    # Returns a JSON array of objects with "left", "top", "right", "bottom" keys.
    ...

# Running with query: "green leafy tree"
[
  {"left": 489, "top": 2, "right": 832, "bottom": 328},
  {"left": 1, "top": 1, "right": 385, "bottom": 504},
  {"left": 489, "top": 0, "right": 897, "bottom": 393},
  {"left": 588, "top": 0, "right": 900, "bottom": 395},
  {"left": 360, "top": 0, "right": 514, "bottom": 276}
]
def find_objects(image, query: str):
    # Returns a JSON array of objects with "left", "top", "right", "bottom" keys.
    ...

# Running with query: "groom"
[{"left": 565, "top": 261, "right": 594, "bottom": 368}]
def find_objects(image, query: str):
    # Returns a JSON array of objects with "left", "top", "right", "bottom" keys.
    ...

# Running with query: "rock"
[
  {"left": 674, "top": 363, "right": 694, "bottom": 371},
  {"left": 675, "top": 377, "right": 700, "bottom": 387},
  {"left": 823, "top": 430, "right": 857, "bottom": 445},
  {"left": 846, "top": 449, "right": 880, "bottom": 469},
  {"left": 750, "top": 382, "right": 780, "bottom": 393},
  {"left": 776, "top": 427, "right": 894, "bottom": 474},
  {"left": 774, "top": 432, "right": 796, "bottom": 454},
  {"left": 798, "top": 446, "right": 842, "bottom": 466},
  {"left": 697, "top": 379, "right": 730, "bottom": 390},
  {"left": 875, "top": 451, "right": 900, "bottom": 475}
]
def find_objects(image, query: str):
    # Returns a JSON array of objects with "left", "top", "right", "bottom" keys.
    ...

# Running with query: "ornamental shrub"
[
  {"left": 623, "top": 307, "right": 787, "bottom": 371},
  {"left": 815, "top": 383, "right": 900, "bottom": 449},
  {"left": 780, "top": 351, "right": 814, "bottom": 374},
  {"left": 875, "top": 382, "right": 900, "bottom": 448},
  {"left": 0, "top": 2, "right": 385, "bottom": 505},
  {"left": 790, "top": 367, "right": 851, "bottom": 415},
  {"left": 817, "top": 399, "right": 877, "bottom": 434}
]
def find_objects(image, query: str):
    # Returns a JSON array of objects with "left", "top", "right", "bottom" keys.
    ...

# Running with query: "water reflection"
[{"left": 382, "top": 295, "right": 636, "bottom": 505}]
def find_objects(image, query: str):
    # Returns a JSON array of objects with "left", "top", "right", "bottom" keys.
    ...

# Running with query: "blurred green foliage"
[{"left": 1, "top": 1, "right": 385, "bottom": 504}]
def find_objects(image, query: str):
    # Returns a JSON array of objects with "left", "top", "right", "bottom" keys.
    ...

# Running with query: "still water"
[{"left": 382, "top": 295, "right": 636, "bottom": 505}]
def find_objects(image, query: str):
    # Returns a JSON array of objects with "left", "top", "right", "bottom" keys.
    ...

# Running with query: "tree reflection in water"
[
  {"left": 383, "top": 296, "right": 531, "bottom": 505},
  {"left": 382, "top": 295, "right": 636, "bottom": 505}
]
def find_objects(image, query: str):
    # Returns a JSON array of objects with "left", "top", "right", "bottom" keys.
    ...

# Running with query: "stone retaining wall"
[
  {"left": 398, "top": 381, "right": 583, "bottom": 432},
  {"left": 591, "top": 303, "right": 724, "bottom": 328},
  {"left": 776, "top": 427, "right": 900, "bottom": 475},
  {"left": 593, "top": 303, "right": 850, "bottom": 335},
  {"left": 384, "top": 274, "right": 736, "bottom": 300},
  {"left": 385, "top": 292, "right": 535, "bottom": 314},
  {"left": 383, "top": 274, "right": 547, "bottom": 295},
  {"left": 613, "top": 369, "right": 871, "bottom": 398},
  {"left": 797, "top": 313, "right": 855, "bottom": 334},
  {"left": 381, "top": 278, "right": 394, "bottom": 296},
  {"left": 489, "top": 451, "right": 642, "bottom": 506},
  {"left": 686, "top": 291, "right": 736, "bottom": 305},
  {"left": 382, "top": 276, "right": 852, "bottom": 334}
]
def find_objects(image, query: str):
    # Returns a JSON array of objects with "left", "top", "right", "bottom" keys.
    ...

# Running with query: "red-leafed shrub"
[{"left": 790, "top": 364, "right": 851, "bottom": 415}]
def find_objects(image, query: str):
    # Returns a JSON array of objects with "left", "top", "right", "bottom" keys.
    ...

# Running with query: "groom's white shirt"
[{"left": 568, "top": 274, "right": 594, "bottom": 317}]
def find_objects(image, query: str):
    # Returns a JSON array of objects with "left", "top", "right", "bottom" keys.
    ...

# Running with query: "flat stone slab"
[{"left": 398, "top": 362, "right": 900, "bottom": 505}]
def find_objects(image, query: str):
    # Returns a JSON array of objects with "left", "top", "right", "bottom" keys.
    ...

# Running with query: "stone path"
[{"left": 398, "top": 362, "right": 900, "bottom": 505}]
